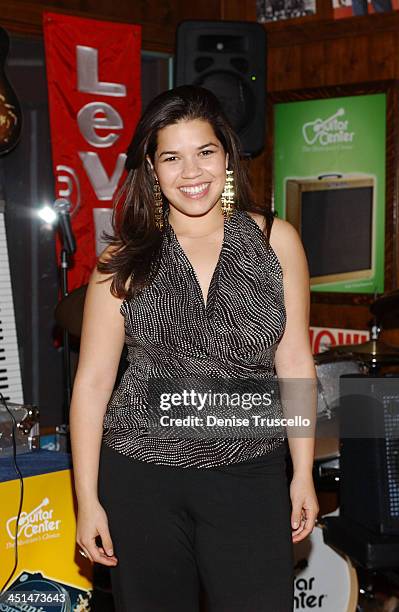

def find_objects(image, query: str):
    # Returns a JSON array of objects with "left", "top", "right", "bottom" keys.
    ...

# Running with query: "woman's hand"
[
  {"left": 290, "top": 472, "right": 319, "bottom": 543},
  {"left": 76, "top": 499, "right": 118, "bottom": 566}
]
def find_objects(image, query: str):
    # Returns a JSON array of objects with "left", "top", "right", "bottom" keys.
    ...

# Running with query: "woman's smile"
[{"left": 179, "top": 182, "right": 211, "bottom": 199}]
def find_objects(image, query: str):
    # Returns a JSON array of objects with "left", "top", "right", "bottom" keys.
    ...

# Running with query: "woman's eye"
[
  {"left": 200, "top": 150, "right": 214, "bottom": 157},
  {"left": 164, "top": 156, "right": 177, "bottom": 162}
]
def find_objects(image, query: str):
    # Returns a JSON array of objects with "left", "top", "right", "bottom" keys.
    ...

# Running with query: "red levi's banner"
[{"left": 43, "top": 12, "right": 141, "bottom": 290}]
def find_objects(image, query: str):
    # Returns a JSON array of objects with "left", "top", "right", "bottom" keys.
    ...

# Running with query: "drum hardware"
[
  {"left": 319, "top": 287, "right": 399, "bottom": 369},
  {"left": 313, "top": 457, "right": 340, "bottom": 499},
  {"left": 17, "top": 405, "right": 40, "bottom": 435},
  {"left": 55, "top": 423, "right": 70, "bottom": 453},
  {"left": 0, "top": 402, "right": 40, "bottom": 456},
  {"left": 331, "top": 303, "right": 399, "bottom": 375},
  {"left": 316, "top": 457, "right": 340, "bottom": 481}
]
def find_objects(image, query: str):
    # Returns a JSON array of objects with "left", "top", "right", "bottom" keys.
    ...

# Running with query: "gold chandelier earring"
[
  {"left": 153, "top": 176, "right": 164, "bottom": 231},
  {"left": 221, "top": 169, "right": 235, "bottom": 220}
]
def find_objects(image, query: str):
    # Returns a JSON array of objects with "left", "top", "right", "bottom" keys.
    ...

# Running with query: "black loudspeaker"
[
  {"left": 175, "top": 20, "right": 267, "bottom": 157},
  {"left": 339, "top": 375, "right": 399, "bottom": 535}
]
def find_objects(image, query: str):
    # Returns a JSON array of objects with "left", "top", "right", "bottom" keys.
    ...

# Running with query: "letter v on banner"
[{"left": 43, "top": 12, "right": 141, "bottom": 290}]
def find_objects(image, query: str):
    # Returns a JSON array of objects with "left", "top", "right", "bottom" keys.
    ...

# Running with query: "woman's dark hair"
[{"left": 98, "top": 85, "right": 272, "bottom": 299}]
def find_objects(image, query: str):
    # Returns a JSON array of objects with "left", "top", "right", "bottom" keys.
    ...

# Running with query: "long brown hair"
[{"left": 98, "top": 85, "right": 272, "bottom": 300}]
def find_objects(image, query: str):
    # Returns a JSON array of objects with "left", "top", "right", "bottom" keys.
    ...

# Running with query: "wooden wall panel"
[
  {"left": 323, "top": 36, "right": 369, "bottom": 86},
  {"left": 368, "top": 31, "right": 398, "bottom": 81},
  {"left": 267, "top": 11, "right": 399, "bottom": 89},
  {"left": 220, "top": 0, "right": 256, "bottom": 21},
  {"left": 268, "top": 46, "right": 303, "bottom": 91},
  {"left": 267, "top": 46, "right": 302, "bottom": 91},
  {"left": 1, "top": 0, "right": 221, "bottom": 51},
  {"left": 300, "top": 42, "right": 326, "bottom": 89}
]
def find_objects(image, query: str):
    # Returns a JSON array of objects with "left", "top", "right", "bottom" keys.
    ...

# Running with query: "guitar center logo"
[
  {"left": 6, "top": 497, "right": 62, "bottom": 547},
  {"left": 302, "top": 108, "right": 355, "bottom": 147}
]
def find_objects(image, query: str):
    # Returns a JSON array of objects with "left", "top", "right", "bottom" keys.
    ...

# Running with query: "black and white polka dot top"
[{"left": 102, "top": 206, "right": 287, "bottom": 468}]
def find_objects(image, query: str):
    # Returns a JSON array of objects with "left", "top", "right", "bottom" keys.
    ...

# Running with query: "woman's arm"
[
  {"left": 69, "top": 252, "right": 125, "bottom": 565},
  {"left": 269, "top": 217, "right": 319, "bottom": 543}
]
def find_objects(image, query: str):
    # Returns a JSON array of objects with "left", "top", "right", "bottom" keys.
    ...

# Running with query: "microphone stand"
[{"left": 54, "top": 199, "right": 76, "bottom": 452}]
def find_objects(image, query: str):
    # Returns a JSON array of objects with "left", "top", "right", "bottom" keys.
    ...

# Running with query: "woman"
[{"left": 69, "top": 85, "right": 319, "bottom": 611}]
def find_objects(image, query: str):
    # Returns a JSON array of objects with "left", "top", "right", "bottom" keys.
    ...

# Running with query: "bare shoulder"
[
  {"left": 85, "top": 244, "right": 121, "bottom": 302},
  {"left": 245, "top": 212, "right": 305, "bottom": 272}
]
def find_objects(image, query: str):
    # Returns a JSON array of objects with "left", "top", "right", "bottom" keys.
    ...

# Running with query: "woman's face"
[{"left": 152, "top": 118, "right": 229, "bottom": 217}]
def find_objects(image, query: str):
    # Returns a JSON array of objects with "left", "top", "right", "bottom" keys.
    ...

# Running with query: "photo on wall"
[
  {"left": 333, "top": 0, "right": 399, "bottom": 19},
  {"left": 273, "top": 94, "right": 386, "bottom": 294},
  {"left": 256, "top": 0, "right": 316, "bottom": 22}
]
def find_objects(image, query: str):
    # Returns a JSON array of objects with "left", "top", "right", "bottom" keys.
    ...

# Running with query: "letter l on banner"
[{"left": 43, "top": 12, "right": 141, "bottom": 290}]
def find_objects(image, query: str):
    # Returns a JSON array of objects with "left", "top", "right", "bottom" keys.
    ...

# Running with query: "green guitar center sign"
[{"left": 274, "top": 94, "right": 386, "bottom": 294}]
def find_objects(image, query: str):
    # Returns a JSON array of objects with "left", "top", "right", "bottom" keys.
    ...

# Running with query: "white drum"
[{"left": 294, "top": 524, "right": 358, "bottom": 612}]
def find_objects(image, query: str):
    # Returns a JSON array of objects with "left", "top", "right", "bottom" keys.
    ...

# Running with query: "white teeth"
[{"left": 180, "top": 183, "right": 209, "bottom": 195}]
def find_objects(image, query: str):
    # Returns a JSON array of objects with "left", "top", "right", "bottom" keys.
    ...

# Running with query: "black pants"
[{"left": 98, "top": 441, "right": 294, "bottom": 612}]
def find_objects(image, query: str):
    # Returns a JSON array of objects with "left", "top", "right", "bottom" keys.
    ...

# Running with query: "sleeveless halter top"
[{"left": 102, "top": 207, "right": 287, "bottom": 468}]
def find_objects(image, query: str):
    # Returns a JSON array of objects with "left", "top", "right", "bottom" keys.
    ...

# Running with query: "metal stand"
[
  {"left": 60, "top": 248, "right": 72, "bottom": 416},
  {"left": 57, "top": 249, "right": 72, "bottom": 453},
  {"left": 54, "top": 199, "right": 76, "bottom": 453}
]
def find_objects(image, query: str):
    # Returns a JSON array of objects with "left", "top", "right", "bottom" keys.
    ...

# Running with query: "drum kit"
[
  {"left": 305, "top": 290, "right": 399, "bottom": 612},
  {"left": 55, "top": 286, "right": 399, "bottom": 612},
  {"left": 314, "top": 291, "right": 399, "bottom": 470}
]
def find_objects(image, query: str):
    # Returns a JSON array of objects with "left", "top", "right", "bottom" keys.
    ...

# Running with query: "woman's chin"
[{"left": 168, "top": 196, "right": 222, "bottom": 218}]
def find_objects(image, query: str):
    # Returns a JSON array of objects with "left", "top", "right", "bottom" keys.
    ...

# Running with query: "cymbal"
[
  {"left": 314, "top": 349, "right": 360, "bottom": 364},
  {"left": 333, "top": 338, "right": 399, "bottom": 361},
  {"left": 54, "top": 284, "right": 88, "bottom": 338}
]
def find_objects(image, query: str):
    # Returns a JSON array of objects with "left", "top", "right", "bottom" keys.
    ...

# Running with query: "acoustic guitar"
[{"left": 0, "top": 27, "right": 22, "bottom": 155}]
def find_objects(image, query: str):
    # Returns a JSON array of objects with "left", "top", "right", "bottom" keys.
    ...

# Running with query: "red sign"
[
  {"left": 309, "top": 326, "right": 370, "bottom": 354},
  {"left": 43, "top": 12, "right": 141, "bottom": 289}
]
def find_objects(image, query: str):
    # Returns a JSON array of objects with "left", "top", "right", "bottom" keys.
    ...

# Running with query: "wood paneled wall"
[
  {"left": 1, "top": 0, "right": 221, "bottom": 51},
  {"left": 2, "top": 0, "right": 399, "bottom": 344}
]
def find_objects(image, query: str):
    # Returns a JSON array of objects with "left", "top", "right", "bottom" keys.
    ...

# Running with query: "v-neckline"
[{"left": 165, "top": 211, "right": 232, "bottom": 311}]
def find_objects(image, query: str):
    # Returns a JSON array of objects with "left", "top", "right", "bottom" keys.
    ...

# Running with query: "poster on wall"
[
  {"left": 274, "top": 93, "right": 386, "bottom": 294},
  {"left": 333, "top": 0, "right": 399, "bottom": 19},
  {"left": 43, "top": 12, "right": 141, "bottom": 291},
  {"left": 256, "top": 0, "right": 316, "bottom": 22}
]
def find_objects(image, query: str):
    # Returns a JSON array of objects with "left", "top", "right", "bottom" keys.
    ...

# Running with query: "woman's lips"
[{"left": 179, "top": 182, "right": 211, "bottom": 200}]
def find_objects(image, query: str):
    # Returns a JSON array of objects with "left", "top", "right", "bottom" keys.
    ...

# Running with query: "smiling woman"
[{"left": 69, "top": 85, "right": 318, "bottom": 612}]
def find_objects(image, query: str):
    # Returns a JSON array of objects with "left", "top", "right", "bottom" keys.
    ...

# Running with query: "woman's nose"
[{"left": 181, "top": 157, "right": 202, "bottom": 178}]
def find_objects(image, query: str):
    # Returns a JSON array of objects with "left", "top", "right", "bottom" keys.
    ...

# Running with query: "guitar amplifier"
[
  {"left": 0, "top": 402, "right": 40, "bottom": 456},
  {"left": 339, "top": 375, "right": 399, "bottom": 535}
]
